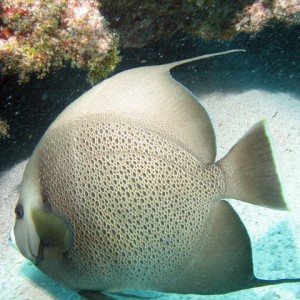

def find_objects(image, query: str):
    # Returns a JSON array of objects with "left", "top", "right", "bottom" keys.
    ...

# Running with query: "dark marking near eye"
[{"left": 15, "top": 204, "right": 24, "bottom": 219}]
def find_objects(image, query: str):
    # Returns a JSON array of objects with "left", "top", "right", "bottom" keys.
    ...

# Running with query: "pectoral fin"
[{"left": 31, "top": 208, "right": 72, "bottom": 253}]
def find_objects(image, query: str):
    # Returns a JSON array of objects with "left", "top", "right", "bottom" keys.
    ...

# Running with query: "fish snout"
[
  {"left": 9, "top": 228, "right": 42, "bottom": 265},
  {"left": 8, "top": 229, "right": 19, "bottom": 251}
]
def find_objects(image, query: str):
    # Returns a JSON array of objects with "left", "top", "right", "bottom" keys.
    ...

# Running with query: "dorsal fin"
[
  {"left": 47, "top": 49, "right": 245, "bottom": 163},
  {"left": 162, "top": 49, "right": 246, "bottom": 71}
]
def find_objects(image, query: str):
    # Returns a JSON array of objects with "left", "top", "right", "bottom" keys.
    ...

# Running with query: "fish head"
[
  {"left": 10, "top": 157, "right": 43, "bottom": 264},
  {"left": 10, "top": 156, "right": 72, "bottom": 270}
]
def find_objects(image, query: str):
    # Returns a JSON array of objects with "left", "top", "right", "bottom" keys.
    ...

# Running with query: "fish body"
[{"left": 11, "top": 50, "right": 299, "bottom": 299}]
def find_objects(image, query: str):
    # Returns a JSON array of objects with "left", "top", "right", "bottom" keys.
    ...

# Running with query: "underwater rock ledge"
[
  {"left": 100, "top": 0, "right": 300, "bottom": 48},
  {"left": 1, "top": 0, "right": 299, "bottom": 84}
]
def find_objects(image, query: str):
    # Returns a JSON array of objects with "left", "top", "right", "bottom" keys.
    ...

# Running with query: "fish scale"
[{"left": 37, "top": 118, "right": 224, "bottom": 291}]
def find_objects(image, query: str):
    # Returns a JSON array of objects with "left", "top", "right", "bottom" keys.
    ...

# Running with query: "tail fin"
[{"left": 216, "top": 120, "right": 288, "bottom": 210}]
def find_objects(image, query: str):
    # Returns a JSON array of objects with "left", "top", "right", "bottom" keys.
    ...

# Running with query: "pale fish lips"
[
  {"left": 9, "top": 227, "right": 43, "bottom": 265},
  {"left": 8, "top": 229, "right": 18, "bottom": 250}
]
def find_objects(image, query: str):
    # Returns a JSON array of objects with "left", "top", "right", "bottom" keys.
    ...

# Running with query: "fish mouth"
[
  {"left": 8, "top": 229, "right": 19, "bottom": 250},
  {"left": 35, "top": 241, "right": 44, "bottom": 266},
  {"left": 26, "top": 240, "right": 44, "bottom": 266},
  {"left": 26, "top": 230, "right": 40, "bottom": 264},
  {"left": 8, "top": 229, "right": 43, "bottom": 265},
  {"left": 14, "top": 230, "right": 43, "bottom": 265}
]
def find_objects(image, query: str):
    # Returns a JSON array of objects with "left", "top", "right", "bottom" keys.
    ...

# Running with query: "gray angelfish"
[{"left": 10, "top": 49, "right": 300, "bottom": 300}]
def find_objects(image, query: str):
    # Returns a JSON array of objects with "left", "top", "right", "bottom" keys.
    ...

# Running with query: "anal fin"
[
  {"left": 170, "top": 200, "right": 300, "bottom": 295},
  {"left": 79, "top": 290, "right": 161, "bottom": 300},
  {"left": 79, "top": 291, "right": 115, "bottom": 300},
  {"left": 171, "top": 200, "right": 256, "bottom": 294}
]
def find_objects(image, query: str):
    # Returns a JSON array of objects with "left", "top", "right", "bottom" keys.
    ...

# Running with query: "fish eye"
[{"left": 15, "top": 204, "right": 24, "bottom": 219}]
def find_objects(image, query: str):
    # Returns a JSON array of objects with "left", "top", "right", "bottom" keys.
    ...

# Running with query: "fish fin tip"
[
  {"left": 164, "top": 49, "right": 246, "bottom": 70},
  {"left": 250, "top": 277, "right": 300, "bottom": 289}
]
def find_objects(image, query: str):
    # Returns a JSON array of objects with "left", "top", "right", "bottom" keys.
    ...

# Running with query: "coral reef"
[
  {"left": 99, "top": 0, "right": 248, "bottom": 48},
  {"left": 100, "top": 0, "right": 300, "bottom": 48},
  {"left": 0, "top": 0, "right": 120, "bottom": 84},
  {"left": 0, "top": 0, "right": 299, "bottom": 83},
  {"left": 0, "top": 119, "right": 10, "bottom": 138},
  {"left": 236, "top": 2, "right": 274, "bottom": 32},
  {"left": 274, "top": 0, "right": 300, "bottom": 24},
  {"left": 236, "top": 0, "right": 300, "bottom": 33}
]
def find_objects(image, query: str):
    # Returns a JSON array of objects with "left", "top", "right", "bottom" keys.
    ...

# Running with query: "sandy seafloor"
[{"left": 1, "top": 59, "right": 300, "bottom": 299}]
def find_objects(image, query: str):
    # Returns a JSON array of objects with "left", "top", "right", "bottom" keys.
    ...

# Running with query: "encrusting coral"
[
  {"left": 0, "top": 119, "right": 10, "bottom": 138},
  {"left": 0, "top": 0, "right": 120, "bottom": 84},
  {"left": 99, "top": 0, "right": 247, "bottom": 48},
  {"left": 100, "top": 0, "right": 300, "bottom": 48},
  {"left": 236, "top": 0, "right": 300, "bottom": 33},
  {"left": 0, "top": 0, "right": 299, "bottom": 83}
]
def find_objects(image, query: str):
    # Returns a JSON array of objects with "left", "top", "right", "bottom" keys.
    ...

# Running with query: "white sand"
[{"left": 0, "top": 89, "right": 299, "bottom": 300}]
